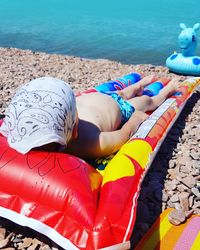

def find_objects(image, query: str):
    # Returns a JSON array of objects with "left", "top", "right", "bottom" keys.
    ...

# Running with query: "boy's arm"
[{"left": 97, "top": 111, "right": 148, "bottom": 157}]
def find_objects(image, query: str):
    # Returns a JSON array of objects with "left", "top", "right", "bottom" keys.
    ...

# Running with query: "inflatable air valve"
[
  {"left": 143, "top": 81, "right": 164, "bottom": 97},
  {"left": 95, "top": 72, "right": 141, "bottom": 92}
]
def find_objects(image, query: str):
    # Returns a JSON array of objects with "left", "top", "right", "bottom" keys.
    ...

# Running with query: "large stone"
[
  {"left": 168, "top": 209, "right": 186, "bottom": 225},
  {"left": 179, "top": 192, "right": 189, "bottom": 211}
]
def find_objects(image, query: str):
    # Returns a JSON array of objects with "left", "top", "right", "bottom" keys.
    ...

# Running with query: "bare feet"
[
  {"left": 165, "top": 79, "right": 181, "bottom": 96},
  {"left": 135, "top": 75, "right": 156, "bottom": 96},
  {"left": 156, "top": 77, "right": 171, "bottom": 86},
  {"left": 139, "top": 75, "right": 156, "bottom": 87}
]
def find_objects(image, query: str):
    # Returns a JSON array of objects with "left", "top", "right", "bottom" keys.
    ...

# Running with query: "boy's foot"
[
  {"left": 135, "top": 75, "right": 156, "bottom": 96},
  {"left": 140, "top": 75, "right": 156, "bottom": 87},
  {"left": 165, "top": 79, "right": 181, "bottom": 96}
]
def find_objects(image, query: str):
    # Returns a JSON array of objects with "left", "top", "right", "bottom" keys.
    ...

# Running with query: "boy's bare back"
[
  {"left": 66, "top": 77, "right": 178, "bottom": 159},
  {"left": 0, "top": 76, "right": 178, "bottom": 158}
]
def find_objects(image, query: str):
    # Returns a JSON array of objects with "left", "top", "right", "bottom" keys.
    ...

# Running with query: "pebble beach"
[{"left": 0, "top": 47, "right": 199, "bottom": 249}]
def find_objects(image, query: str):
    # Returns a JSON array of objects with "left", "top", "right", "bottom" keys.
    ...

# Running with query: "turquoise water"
[{"left": 0, "top": 0, "right": 199, "bottom": 65}]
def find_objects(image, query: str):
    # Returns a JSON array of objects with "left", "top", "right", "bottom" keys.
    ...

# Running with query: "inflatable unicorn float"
[{"left": 166, "top": 23, "right": 200, "bottom": 75}]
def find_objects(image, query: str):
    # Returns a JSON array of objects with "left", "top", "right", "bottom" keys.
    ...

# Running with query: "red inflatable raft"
[{"left": 0, "top": 75, "right": 199, "bottom": 250}]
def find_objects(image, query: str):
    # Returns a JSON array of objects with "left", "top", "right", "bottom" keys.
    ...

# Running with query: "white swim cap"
[{"left": 0, "top": 77, "right": 76, "bottom": 154}]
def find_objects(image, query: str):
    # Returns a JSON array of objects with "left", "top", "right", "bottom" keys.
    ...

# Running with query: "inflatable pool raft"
[
  {"left": 166, "top": 23, "right": 200, "bottom": 75},
  {"left": 0, "top": 74, "right": 199, "bottom": 250}
]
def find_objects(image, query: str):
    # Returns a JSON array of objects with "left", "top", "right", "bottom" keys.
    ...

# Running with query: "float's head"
[{"left": 178, "top": 23, "right": 200, "bottom": 57}]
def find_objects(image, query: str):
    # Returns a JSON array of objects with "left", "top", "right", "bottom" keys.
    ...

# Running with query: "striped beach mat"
[{"left": 135, "top": 208, "right": 200, "bottom": 250}]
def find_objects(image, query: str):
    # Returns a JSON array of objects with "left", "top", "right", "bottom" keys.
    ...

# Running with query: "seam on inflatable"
[
  {"left": 0, "top": 206, "right": 79, "bottom": 250},
  {"left": 123, "top": 171, "right": 145, "bottom": 242}
]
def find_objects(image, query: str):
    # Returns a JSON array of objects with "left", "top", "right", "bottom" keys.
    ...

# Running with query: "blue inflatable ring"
[
  {"left": 166, "top": 53, "right": 200, "bottom": 75},
  {"left": 166, "top": 23, "right": 200, "bottom": 76}
]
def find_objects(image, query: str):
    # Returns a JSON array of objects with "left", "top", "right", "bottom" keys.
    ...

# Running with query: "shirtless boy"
[{"left": 0, "top": 75, "right": 178, "bottom": 159}]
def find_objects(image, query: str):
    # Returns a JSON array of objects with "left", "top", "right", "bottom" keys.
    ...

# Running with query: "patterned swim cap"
[{"left": 0, "top": 77, "right": 76, "bottom": 154}]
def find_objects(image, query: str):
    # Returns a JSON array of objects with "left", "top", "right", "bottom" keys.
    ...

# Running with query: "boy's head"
[{"left": 0, "top": 77, "right": 77, "bottom": 154}]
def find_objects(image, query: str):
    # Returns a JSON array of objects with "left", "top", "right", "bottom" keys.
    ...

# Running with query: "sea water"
[{"left": 0, "top": 0, "right": 199, "bottom": 65}]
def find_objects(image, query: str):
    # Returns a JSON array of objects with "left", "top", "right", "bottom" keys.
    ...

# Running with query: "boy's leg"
[
  {"left": 116, "top": 75, "right": 156, "bottom": 100},
  {"left": 127, "top": 79, "right": 179, "bottom": 112}
]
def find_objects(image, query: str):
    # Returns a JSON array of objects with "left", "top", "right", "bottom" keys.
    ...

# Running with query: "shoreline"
[
  {"left": 0, "top": 47, "right": 187, "bottom": 114},
  {"left": 0, "top": 47, "right": 199, "bottom": 249}
]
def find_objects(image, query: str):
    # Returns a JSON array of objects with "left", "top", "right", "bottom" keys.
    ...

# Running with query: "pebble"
[
  {"left": 168, "top": 209, "right": 186, "bottom": 225},
  {"left": 177, "top": 184, "right": 189, "bottom": 192},
  {"left": 39, "top": 245, "right": 52, "bottom": 250},
  {"left": 162, "top": 192, "right": 169, "bottom": 202},
  {"left": 0, "top": 47, "right": 199, "bottom": 249},
  {"left": 167, "top": 169, "right": 178, "bottom": 179},
  {"left": 174, "top": 202, "right": 182, "bottom": 210},
  {"left": 189, "top": 195, "right": 195, "bottom": 208},
  {"left": 191, "top": 187, "right": 200, "bottom": 199},
  {"left": 18, "top": 237, "right": 33, "bottom": 249},
  {"left": 180, "top": 165, "right": 192, "bottom": 174},
  {"left": 177, "top": 176, "right": 196, "bottom": 189},
  {"left": 190, "top": 151, "right": 199, "bottom": 160},
  {"left": 169, "top": 194, "right": 179, "bottom": 203},
  {"left": 0, "top": 233, "right": 13, "bottom": 248},
  {"left": 165, "top": 182, "right": 177, "bottom": 191},
  {"left": 179, "top": 192, "right": 189, "bottom": 211},
  {"left": 193, "top": 201, "right": 200, "bottom": 209},
  {"left": 0, "top": 228, "right": 6, "bottom": 240}
]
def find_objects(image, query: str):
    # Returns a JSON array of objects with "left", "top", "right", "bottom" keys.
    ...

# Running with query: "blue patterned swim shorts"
[{"left": 102, "top": 92, "right": 135, "bottom": 124}]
